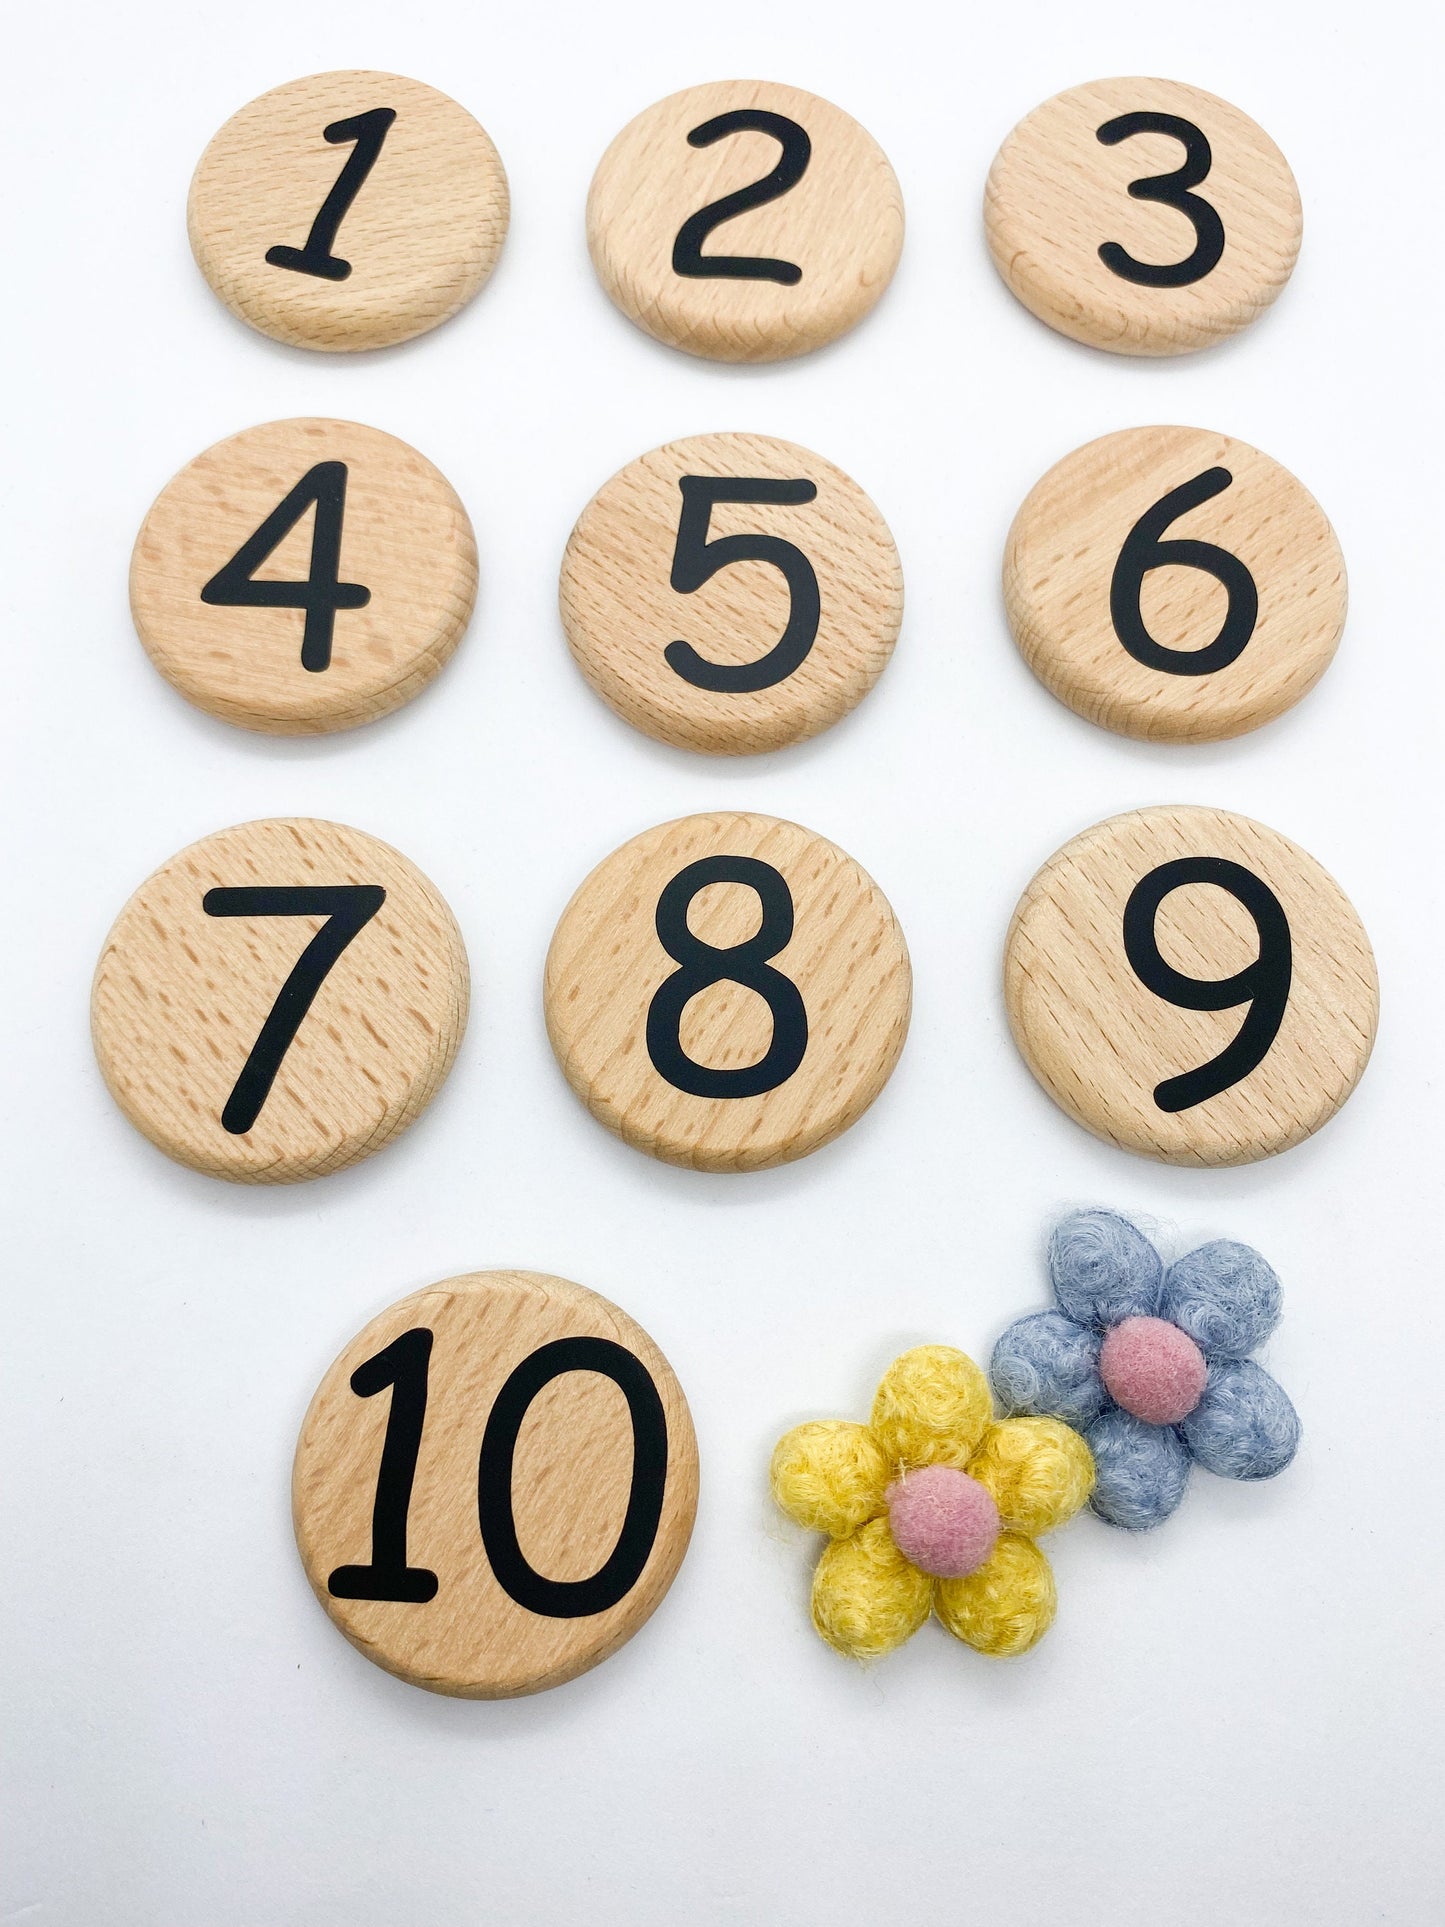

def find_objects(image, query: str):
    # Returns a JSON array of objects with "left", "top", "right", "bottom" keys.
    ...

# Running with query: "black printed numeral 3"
[{"left": 1096, "top": 112, "right": 1224, "bottom": 287}]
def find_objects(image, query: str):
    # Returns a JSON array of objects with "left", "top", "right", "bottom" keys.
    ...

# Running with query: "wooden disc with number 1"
[{"left": 293, "top": 1272, "right": 698, "bottom": 1697}]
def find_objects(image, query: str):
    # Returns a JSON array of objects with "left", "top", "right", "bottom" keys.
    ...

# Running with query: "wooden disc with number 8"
[
  {"left": 1003, "top": 806, "right": 1378, "bottom": 1165},
  {"left": 545, "top": 813, "right": 911, "bottom": 1171},
  {"left": 91, "top": 819, "right": 468, "bottom": 1182},
  {"left": 293, "top": 1272, "right": 698, "bottom": 1697}
]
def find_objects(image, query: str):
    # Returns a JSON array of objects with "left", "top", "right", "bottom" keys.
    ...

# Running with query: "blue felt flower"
[{"left": 990, "top": 1209, "right": 1300, "bottom": 1530}]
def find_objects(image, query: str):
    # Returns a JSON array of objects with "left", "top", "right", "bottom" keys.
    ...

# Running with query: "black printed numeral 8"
[{"left": 1096, "top": 112, "right": 1224, "bottom": 287}]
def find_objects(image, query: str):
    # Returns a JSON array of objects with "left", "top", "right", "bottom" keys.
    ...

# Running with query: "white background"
[{"left": 4, "top": 2, "right": 1442, "bottom": 1921}]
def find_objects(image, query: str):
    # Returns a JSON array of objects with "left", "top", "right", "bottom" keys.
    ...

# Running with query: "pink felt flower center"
[
  {"left": 1100, "top": 1316, "right": 1208, "bottom": 1426},
  {"left": 885, "top": 1465, "right": 1000, "bottom": 1579}
]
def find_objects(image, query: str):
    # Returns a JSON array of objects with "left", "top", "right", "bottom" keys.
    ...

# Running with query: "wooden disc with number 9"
[
  {"left": 560, "top": 433, "right": 902, "bottom": 754},
  {"left": 294, "top": 1271, "right": 698, "bottom": 1698},
  {"left": 1005, "top": 426, "right": 1345, "bottom": 742},
  {"left": 91, "top": 819, "right": 468, "bottom": 1183},
  {"left": 1003, "top": 807, "right": 1378, "bottom": 1165},
  {"left": 188, "top": 71, "right": 509, "bottom": 351},
  {"left": 985, "top": 78, "right": 1301, "bottom": 355},
  {"left": 545, "top": 813, "right": 911, "bottom": 1171},
  {"left": 131, "top": 418, "right": 477, "bottom": 735}
]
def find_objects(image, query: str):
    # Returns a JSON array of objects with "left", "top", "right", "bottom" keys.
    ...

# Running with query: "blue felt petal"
[
  {"left": 1086, "top": 1409, "right": 1191, "bottom": 1530},
  {"left": 1048, "top": 1209, "right": 1163, "bottom": 1329},
  {"left": 1159, "top": 1241, "right": 1282, "bottom": 1360},
  {"left": 1181, "top": 1360, "right": 1300, "bottom": 1481},
  {"left": 990, "top": 1312, "right": 1106, "bottom": 1426}
]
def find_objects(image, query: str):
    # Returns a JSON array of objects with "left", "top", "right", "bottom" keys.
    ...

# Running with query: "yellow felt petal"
[
  {"left": 770, "top": 1421, "right": 890, "bottom": 1537},
  {"left": 811, "top": 1517, "right": 932, "bottom": 1660},
  {"left": 934, "top": 1531, "right": 1056, "bottom": 1657},
  {"left": 869, "top": 1345, "right": 992, "bottom": 1471},
  {"left": 968, "top": 1417, "right": 1095, "bottom": 1535}
]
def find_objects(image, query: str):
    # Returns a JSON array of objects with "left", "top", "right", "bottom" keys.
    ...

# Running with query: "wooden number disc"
[
  {"left": 91, "top": 819, "right": 468, "bottom": 1182},
  {"left": 188, "top": 71, "right": 509, "bottom": 351},
  {"left": 985, "top": 78, "right": 1301, "bottom": 355},
  {"left": 293, "top": 1271, "right": 698, "bottom": 1698},
  {"left": 587, "top": 80, "right": 904, "bottom": 362},
  {"left": 545, "top": 813, "right": 911, "bottom": 1171},
  {"left": 559, "top": 433, "right": 902, "bottom": 754},
  {"left": 1005, "top": 426, "right": 1345, "bottom": 742},
  {"left": 131, "top": 419, "right": 477, "bottom": 735},
  {"left": 1004, "top": 807, "right": 1378, "bottom": 1165}
]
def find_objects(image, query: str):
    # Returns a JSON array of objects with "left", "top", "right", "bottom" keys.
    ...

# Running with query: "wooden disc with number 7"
[
  {"left": 545, "top": 813, "right": 911, "bottom": 1171},
  {"left": 1004, "top": 807, "right": 1378, "bottom": 1164}
]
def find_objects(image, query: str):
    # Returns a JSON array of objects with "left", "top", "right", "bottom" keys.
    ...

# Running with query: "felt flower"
[
  {"left": 771, "top": 1345, "right": 1093, "bottom": 1660},
  {"left": 990, "top": 1209, "right": 1301, "bottom": 1531}
]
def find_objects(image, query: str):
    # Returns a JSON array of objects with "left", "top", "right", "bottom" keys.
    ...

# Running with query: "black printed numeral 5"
[{"left": 667, "top": 476, "right": 820, "bottom": 691}]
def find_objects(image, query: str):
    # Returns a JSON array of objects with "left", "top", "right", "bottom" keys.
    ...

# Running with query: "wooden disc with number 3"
[
  {"left": 545, "top": 813, "right": 911, "bottom": 1171},
  {"left": 91, "top": 819, "right": 468, "bottom": 1182},
  {"left": 1004, "top": 807, "right": 1378, "bottom": 1165},
  {"left": 294, "top": 1272, "right": 698, "bottom": 1698}
]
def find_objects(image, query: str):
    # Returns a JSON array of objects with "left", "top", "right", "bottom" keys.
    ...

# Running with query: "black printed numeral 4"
[{"left": 266, "top": 107, "right": 396, "bottom": 282}]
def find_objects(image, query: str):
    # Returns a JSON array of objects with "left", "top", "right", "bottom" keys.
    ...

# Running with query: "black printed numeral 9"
[
  {"left": 1111, "top": 470, "right": 1258, "bottom": 675},
  {"left": 668, "top": 476, "right": 820, "bottom": 691},
  {"left": 1096, "top": 112, "right": 1224, "bottom": 287},
  {"left": 328, "top": 1330, "right": 670, "bottom": 1619}
]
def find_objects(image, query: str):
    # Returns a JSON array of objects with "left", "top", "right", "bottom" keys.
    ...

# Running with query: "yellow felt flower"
[{"left": 771, "top": 1346, "right": 1094, "bottom": 1660}]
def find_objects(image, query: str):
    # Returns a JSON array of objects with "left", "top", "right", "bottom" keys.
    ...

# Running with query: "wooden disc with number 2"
[
  {"left": 1004, "top": 806, "right": 1378, "bottom": 1165},
  {"left": 294, "top": 1272, "right": 698, "bottom": 1697}
]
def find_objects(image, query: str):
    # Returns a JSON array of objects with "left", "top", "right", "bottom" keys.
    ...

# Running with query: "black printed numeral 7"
[
  {"left": 202, "top": 885, "right": 385, "bottom": 1133},
  {"left": 266, "top": 107, "right": 396, "bottom": 282}
]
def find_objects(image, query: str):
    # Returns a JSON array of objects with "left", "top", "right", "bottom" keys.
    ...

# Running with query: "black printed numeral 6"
[
  {"left": 668, "top": 477, "right": 820, "bottom": 691},
  {"left": 1111, "top": 469, "right": 1258, "bottom": 675},
  {"left": 328, "top": 1328, "right": 669, "bottom": 1619},
  {"left": 1124, "top": 857, "right": 1292, "bottom": 1111}
]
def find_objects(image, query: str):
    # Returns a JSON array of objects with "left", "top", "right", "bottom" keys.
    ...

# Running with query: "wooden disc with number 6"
[
  {"left": 560, "top": 433, "right": 902, "bottom": 754},
  {"left": 91, "top": 819, "right": 468, "bottom": 1182},
  {"left": 294, "top": 1272, "right": 698, "bottom": 1698},
  {"left": 1005, "top": 426, "right": 1345, "bottom": 742},
  {"left": 1003, "top": 807, "right": 1378, "bottom": 1165},
  {"left": 131, "top": 418, "right": 477, "bottom": 735},
  {"left": 545, "top": 813, "right": 911, "bottom": 1171}
]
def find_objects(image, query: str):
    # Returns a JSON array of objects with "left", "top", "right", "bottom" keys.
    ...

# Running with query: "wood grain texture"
[
  {"left": 293, "top": 1271, "right": 698, "bottom": 1698},
  {"left": 587, "top": 80, "right": 904, "bottom": 362},
  {"left": 91, "top": 819, "right": 468, "bottom": 1182},
  {"left": 188, "top": 71, "right": 509, "bottom": 351},
  {"left": 545, "top": 812, "right": 911, "bottom": 1171},
  {"left": 1004, "top": 806, "right": 1378, "bottom": 1165},
  {"left": 131, "top": 418, "right": 477, "bottom": 735},
  {"left": 559, "top": 432, "right": 902, "bottom": 753},
  {"left": 985, "top": 77, "right": 1301, "bottom": 355},
  {"left": 1005, "top": 425, "right": 1345, "bottom": 742}
]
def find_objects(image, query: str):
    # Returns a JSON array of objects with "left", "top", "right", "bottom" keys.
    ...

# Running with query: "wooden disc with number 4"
[
  {"left": 294, "top": 1272, "right": 697, "bottom": 1698},
  {"left": 587, "top": 80, "right": 904, "bottom": 362},
  {"left": 188, "top": 71, "right": 509, "bottom": 351},
  {"left": 545, "top": 813, "right": 911, "bottom": 1171},
  {"left": 1005, "top": 426, "right": 1345, "bottom": 742},
  {"left": 986, "top": 78, "right": 1301, "bottom": 355},
  {"left": 91, "top": 819, "right": 468, "bottom": 1182},
  {"left": 131, "top": 418, "right": 477, "bottom": 734},
  {"left": 560, "top": 433, "right": 902, "bottom": 754},
  {"left": 1004, "top": 807, "right": 1377, "bottom": 1165}
]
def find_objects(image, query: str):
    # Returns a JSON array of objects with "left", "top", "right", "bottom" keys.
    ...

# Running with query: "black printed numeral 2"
[
  {"left": 1096, "top": 112, "right": 1224, "bottom": 287},
  {"left": 202, "top": 885, "right": 384, "bottom": 1133},
  {"left": 266, "top": 107, "right": 396, "bottom": 281},
  {"left": 672, "top": 110, "right": 810, "bottom": 284},
  {"left": 329, "top": 1330, "right": 669, "bottom": 1619},
  {"left": 646, "top": 856, "right": 807, "bottom": 1098},
  {"left": 667, "top": 476, "right": 820, "bottom": 691}
]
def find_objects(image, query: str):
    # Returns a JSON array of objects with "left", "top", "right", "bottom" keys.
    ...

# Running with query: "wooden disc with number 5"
[
  {"left": 91, "top": 819, "right": 468, "bottom": 1182},
  {"left": 1004, "top": 807, "right": 1378, "bottom": 1165},
  {"left": 294, "top": 1272, "right": 698, "bottom": 1697},
  {"left": 545, "top": 813, "right": 911, "bottom": 1171},
  {"left": 560, "top": 434, "right": 902, "bottom": 754},
  {"left": 1005, "top": 426, "right": 1345, "bottom": 742}
]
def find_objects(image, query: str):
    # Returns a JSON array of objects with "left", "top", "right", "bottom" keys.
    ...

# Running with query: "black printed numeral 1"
[
  {"left": 646, "top": 856, "right": 808, "bottom": 1099},
  {"left": 200, "top": 463, "right": 370, "bottom": 674},
  {"left": 1123, "top": 857, "right": 1292, "bottom": 1112},
  {"left": 265, "top": 107, "right": 397, "bottom": 282},
  {"left": 329, "top": 1331, "right": 669, "bottom": 1620},
  {"left": 672, "top": 110, "right": 811, "bottom": 284},
  {"left": 667, "top": 476, "right": 820, "bottom": 691},
  {"left": 1111, "top": 469, "right": 1258, "bottom": 675},
  {"left": 202, "top": 884, "right": 385, "bottom": 1133},
  {"left": 1096, "top": 112, "right": 1225, "bottom": 287}
]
